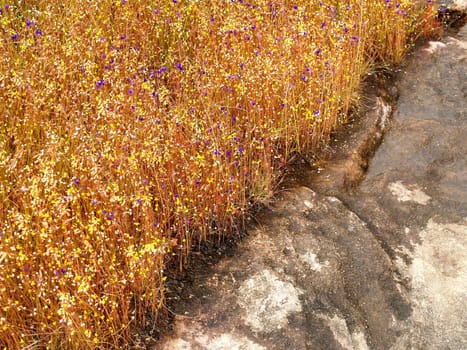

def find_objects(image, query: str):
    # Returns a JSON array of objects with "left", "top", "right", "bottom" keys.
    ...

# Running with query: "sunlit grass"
[{"left": 0, "top": 0, "right": 438, "bottom": 348}]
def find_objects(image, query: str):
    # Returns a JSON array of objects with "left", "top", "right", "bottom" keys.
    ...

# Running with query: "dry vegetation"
[{"left": 0, "top": 0, "right": 438, "bottom": 348}]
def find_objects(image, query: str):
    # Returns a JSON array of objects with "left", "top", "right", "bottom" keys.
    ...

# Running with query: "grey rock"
[{"left": 440, "top": 0, "right": 467, "bottom": 11}]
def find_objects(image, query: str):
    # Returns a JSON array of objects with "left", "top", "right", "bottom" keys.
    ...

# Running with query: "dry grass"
[{"left": 0, "top": 0, "right": 438, "bottom": 348}]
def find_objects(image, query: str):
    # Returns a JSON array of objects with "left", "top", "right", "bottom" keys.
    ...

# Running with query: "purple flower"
[
  {"left": 321, "top": 21, "right": 326, "bottom": 28},
  {"left": 128, "top": 88, "right": 134, "bottom": 95},
  {"left": 351, "top": 35, "right": 359, "bottom": 43},
  {"left": 26, "top": 21, "right": 35, "bottom": 27},
  {"left": 301, "top": 75, "right": 307, "bottom": 82},
  {"left": 96, "top": 79, "right": 105, "bottom": 90},
  {"left": 11, "top": 32, "right": 19, "bottom": 41},
  {"left": 74, "top": 178, "right": 80, "bottom": 186},
  {"left": 315, "top": 49, "right": 321, "bottom": 55},
  {"left": 4, "top": 4, "right": 10, "bottom": 10},
  {"left": 293, "top": 5, "right": 298, "bottom": 10},
  {"left": 176, "top": 62, "right": 183, "bottom": 71},
  {"left": 213, "top": 149, "right": 221, "bottom": 156},
  {"left": 231, "top": 116, "right": 237, "bottom": 123},
  {"left": 238, "top": 146, "right": 244, "bottom": 155}
]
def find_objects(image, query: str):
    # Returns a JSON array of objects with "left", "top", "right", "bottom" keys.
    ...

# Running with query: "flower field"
[{"left": 0, "top": 0, "right": 438, "bottom": 348}]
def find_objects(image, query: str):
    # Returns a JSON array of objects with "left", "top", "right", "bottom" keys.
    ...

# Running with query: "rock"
[{"left": 442, "top": 0, "right": 467, "bottom": 12}]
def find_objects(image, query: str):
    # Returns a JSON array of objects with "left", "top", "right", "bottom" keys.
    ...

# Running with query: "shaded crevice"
[
  {"left": 341, "top": 97, "right": 393, "bottom": 191},
  {"left": 287, "top": 70, "right": 400, "bottom": 197}
]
